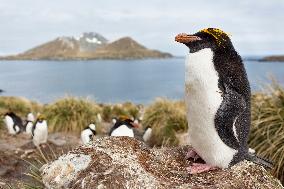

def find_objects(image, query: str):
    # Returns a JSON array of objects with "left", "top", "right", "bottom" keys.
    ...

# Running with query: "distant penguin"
[
  {"left": 81, "top": 123, "right": 96, "bottom": 145},
  {"left": 25, "top": 113, "right": 35, "bottom": 135},
  {"left": 97, "top": 113, "right": 102, "bottom": 123},
  {"left": 109, "top": 116, "right": 139, "bottom": 137},
  {"left": 175, "top": 28, "right": 272, "bottom": 174},
  {"left": 142, "top": 126, "right": 152, "bottom": 142},
  {"left": 27, "top": 113, "right": 35, "bottom": 122},
  {"left": 32, "top": 115, "right": 48, "bottom": 147},
  {"left": 112, "top": 117, "right": 117, "bottom": 124},
  {"left": 3, "top": 112, "right": 24, "bottom": 135}
]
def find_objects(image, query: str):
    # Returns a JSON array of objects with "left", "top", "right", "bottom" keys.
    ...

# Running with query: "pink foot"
[
  {"left": 186, "top": 149, "right": 200, "bottom": 161},
  {"left": 187, "top": 163, "right": 218, "bottom": 174}
]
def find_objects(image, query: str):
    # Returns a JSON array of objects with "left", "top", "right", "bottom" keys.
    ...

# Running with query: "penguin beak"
[
  {"left": 131, "top": 122, "right": 139, "bottom": 128},
  {"left": 175, "top": 33, "right": 201, "bottom": 44}
]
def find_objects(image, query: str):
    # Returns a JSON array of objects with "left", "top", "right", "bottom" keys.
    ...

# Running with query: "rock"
[
  {"left": 41, "top": 137, "right": 283, "bottom": 189},
  {"left": 0, "top": 167, "right": 8, "bottom": 176},
  {"left": 48, "top": 138, "right": 66, "bottom": 146}
]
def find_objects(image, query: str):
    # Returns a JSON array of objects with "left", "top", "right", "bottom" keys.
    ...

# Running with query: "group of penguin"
[
  {"left": 81, "top": 116, "right": 152, "bottom": 145},
  {"left": 3, "top": 112, "right": 152, "bottom": 147},
  {"left": 3, "top": 112, "right": 48, "bottom": 147}
]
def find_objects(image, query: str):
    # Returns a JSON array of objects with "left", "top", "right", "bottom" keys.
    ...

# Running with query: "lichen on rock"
[{"left": 41, "top": 137, "right": 283, "bottom": 189}]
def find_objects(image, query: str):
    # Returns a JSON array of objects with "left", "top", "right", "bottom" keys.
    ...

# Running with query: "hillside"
[
  {"left": 261, "top": 55, "right": 284, "bottom": 62},
  {"left": 0, "top": 33, "right": 172, "bottom": 60},
  {"left": 89, "top": 37, "right": 172, "bottom": 59}
]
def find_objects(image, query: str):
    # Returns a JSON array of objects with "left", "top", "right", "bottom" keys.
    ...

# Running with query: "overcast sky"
[{"left": 0, "top": 0, "right": 283, "bottom": 56}]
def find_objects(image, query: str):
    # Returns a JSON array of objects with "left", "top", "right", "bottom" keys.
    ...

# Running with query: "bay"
[{"left": 0, "top": 58, "right": 283, "bottom": 104}]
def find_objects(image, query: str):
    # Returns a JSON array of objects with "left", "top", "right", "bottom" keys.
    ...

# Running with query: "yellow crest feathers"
[
  {"left": 37, "top": 114, "right": 45, "bottom": 120},
  {"left": 199, "top": 28, "right": 231, "bottom": 46},
  {"left": 119, "top": 115, "right": 131, "bottom": 121}
]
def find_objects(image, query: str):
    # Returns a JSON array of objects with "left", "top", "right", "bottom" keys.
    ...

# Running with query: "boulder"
[{"left": 41, "top": 137, "right": 283, "bottom": 189}]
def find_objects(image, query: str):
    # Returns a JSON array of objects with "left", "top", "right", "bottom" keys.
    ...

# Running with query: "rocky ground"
[
  {"left": 0, "top": 130, "right": 81, "bottom": 188},
  {"left": 0, "top": 128, "right": 283, "bottom": 188},
  {"left": 42, "top": 137, "right": 283, "bottom": 189}
]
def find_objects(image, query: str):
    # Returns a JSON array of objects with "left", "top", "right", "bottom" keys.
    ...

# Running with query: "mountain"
[
  {"left": 89, "top": 37, "right": 172, "bottom": 59},
  {"left": 76, "top": 32, "right": 108, "bottom": 52},
  {"left": 1, "top": 33, "right": 172, "bottom": 60},
  {"left": 261, "top": 55, "right": 284, "bottom": 62}
]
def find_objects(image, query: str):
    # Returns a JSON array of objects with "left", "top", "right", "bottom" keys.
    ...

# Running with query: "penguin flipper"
[
  {"left": 13, "top": 124, "right": 20, "bottom": 134},
  {"left": 215, "top": 83, "right": 248, "bottom": 150},
  {"left": 31, "top": 122, "right": 36, "bottom": 137},
  {"left": 245, "top": 152, "right": 273, "bottom": 169}
]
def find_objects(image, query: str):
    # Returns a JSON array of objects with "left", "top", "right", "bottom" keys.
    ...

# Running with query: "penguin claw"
[
  {"left": 187, "top": 163, "right": 218, "bottom": 174},
  {"left": 186, "top": 149, "right": 200, "bottom": 161}
]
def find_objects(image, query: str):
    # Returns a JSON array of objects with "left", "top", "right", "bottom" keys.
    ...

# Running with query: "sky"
[{"left": 0, "top": 0, "right": 283, "bottom": 56}]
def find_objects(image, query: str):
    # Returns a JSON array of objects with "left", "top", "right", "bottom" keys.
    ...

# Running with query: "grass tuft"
[
  {"left": 249, "top": 82, "right": 284, "bottom": 184},
  {"left": 142, "top": 98, "right": 187, "bottom": 147},
  {"left": 22, "top": 145, "right": 68, "bottom": 189},
  {"left": 0, "top": 96, "right": 42, "bottom": 130},
  {"left": 101, "top": 102, "right": 141, "bottom": 121},
  {"left": 43, "top": 97, "right": 102, "bottom": 133}
]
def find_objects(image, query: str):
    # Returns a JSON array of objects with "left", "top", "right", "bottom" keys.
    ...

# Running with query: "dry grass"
[
  {"left": 101, "top": 102, "right": 141, "bottom": 121},
  {"left": 142, "top": 98, "right": 187, "bottom": 147},
  {"left": 43, "top": 97, "right": 102, "bottom": 134},
  {"left": 249, "top": 83, "right": 284, "bottom": 184},
  {"left": 0, "top": 96, "right": 42, "bottom": 130},
  {"left": 22, "top": 145, "right": 69, "bottom": 189}
]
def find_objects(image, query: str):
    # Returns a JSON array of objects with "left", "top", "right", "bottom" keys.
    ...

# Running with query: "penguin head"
[
  {"left": 27, "top": 112, "right": 35, "bottom": 122},
  {"left": 37, "top": 114, "right": 45, "bottom": 122},
  {"left": 88, "top": 123, "right": 96, "bottom": 131},
  {"left": 5, "top": 111, "right": 14, "bottom": 116},
  {"left": 112, "top": 117, "right": 117, "bottom": 124},
  {"left": 118, "top": 115, "right": 139, "bottom": 128},
  {"left": 175, "top": 28, "right": 233, "bottom": 53}
]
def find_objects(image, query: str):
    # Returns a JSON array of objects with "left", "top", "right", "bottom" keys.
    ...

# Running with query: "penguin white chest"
[
  {"left": 143, "top": 128, "right": 152, "bottom": 142},
  {"left": 111, "top": 125, "right": 134, "bottom": 137},
  {"left": 185, "top": 48, "right": 236, "bottom": 168},
  {"left": 25, "top": 122, "right": 33, "bottom": 135},
  {"left": 4, "top": 116, "right": 19, "bottom": 134},
  {"left": 33, "top": 121, "right": 48, "bottom": 146},
  {"left": 81, "top": 129, "right": 94, "bottom": 145}
]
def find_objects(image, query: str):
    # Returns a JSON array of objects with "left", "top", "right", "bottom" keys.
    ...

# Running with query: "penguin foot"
[
  {"left": 186, "top": 149, "right": 200, "bottom": 161},
  {"left": 187, "top": 163, "right": 217, "bottom": 174}
]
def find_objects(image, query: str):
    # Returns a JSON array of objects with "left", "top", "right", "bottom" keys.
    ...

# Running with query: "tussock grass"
[
  {"left": 43, "top": 97, "right": 102, "bottom": 133},
  {"left": 0, "top": 96, "right": 41, "bottom": 116},
  {"left": 0, "top": 96, "right": 42, "bottom": 130},
  {"left": 142, "top": 98, "right": 188, "bottom": 147},
  {"left": 22, "top": 145, "right": 68, "bottom": 189},
  {"left": 101, "top": 102, "right": 141, "bottom": 121},
  {"left": 249, "top": 83, "right": 284, "bottom": 184}
]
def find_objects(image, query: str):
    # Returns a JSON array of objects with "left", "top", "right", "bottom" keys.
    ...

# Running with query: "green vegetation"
[
  {"left": 43, "top": 97, "right": 102, "bottom": 133},
  {"left": 249, "top": 83, "right": 284, "bottom": 184},
  {"left": 142, "top": 98, "right": 188, "bottom": 147}
]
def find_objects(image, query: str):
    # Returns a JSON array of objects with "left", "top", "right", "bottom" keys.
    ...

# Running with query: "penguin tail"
[{"left": 245, "top": 152, "right": 273, "bottom": 169}]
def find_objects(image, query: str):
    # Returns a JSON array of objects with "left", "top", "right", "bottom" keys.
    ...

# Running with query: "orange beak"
[
  {"left": 131, "top": 122, "right": 140, "bottom": 128},
  {"left": 175, "top": 33, "right": 201, "bottom": 43}
]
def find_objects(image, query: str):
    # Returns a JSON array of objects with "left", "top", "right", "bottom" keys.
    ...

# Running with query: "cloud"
[{"left": 0, "top": 0, "right": 283, "bottom": 56}]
